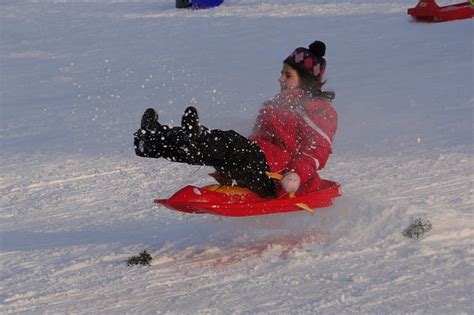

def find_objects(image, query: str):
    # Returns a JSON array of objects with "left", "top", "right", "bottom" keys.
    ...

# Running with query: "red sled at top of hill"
[
  {"left": 154, "top": 179, "right": 341, "bottom": 217},
  {"left": 407, "top": 0, "right": 473, "bottom": 22}
]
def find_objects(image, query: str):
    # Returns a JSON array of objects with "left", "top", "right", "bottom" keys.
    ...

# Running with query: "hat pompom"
[{"left": 308, "top": 41, "right": 326, "bottom": 57}]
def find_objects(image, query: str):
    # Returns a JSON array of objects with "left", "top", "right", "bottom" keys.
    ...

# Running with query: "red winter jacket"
[{"left": 249, "top": 89, "right": 338, "bottom": 195}]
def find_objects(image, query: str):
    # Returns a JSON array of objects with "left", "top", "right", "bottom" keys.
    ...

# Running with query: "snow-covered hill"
[{"left": 1, "top": 0, "right": 472, "bottom": 313}]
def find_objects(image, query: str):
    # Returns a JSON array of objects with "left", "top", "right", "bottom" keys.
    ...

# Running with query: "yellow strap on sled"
[
  {"left": 266, "top": 171, "right": 284, "bottom": 180},
  {"left": 296, "top": 203, "right": 315, "bottom": 215}
]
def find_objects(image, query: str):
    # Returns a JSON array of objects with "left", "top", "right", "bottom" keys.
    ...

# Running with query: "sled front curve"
[{"left": 154, "top": 179, "right": 342, "bottom": 217}]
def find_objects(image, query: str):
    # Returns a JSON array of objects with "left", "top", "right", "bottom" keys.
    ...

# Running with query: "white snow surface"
[{"left": 1, "top": 0, "right": 473, "bottom": 313}]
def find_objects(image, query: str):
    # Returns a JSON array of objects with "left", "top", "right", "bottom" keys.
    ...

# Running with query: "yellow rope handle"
[
  {"left": 295, "top": 203, "right": 315, "bottom": 215},
  {"left": 266, "top": 171, "right": 284, "bottom": 180}
]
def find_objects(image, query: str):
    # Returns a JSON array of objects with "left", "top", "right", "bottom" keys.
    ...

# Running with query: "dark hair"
[{"left": 294, "top": 66, "right": 335, "bottom": 100}]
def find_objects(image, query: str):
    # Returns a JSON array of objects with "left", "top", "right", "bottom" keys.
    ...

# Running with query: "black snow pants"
[{"left": 134, "top": 124, "right": 276, "bottom": 198}]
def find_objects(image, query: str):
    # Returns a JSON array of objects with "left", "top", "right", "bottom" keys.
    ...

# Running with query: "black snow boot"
[
  {"left": 134, "top": 108, "right": 165, "bottom": 158},
  {"left": 181, "top": 106, "right": 209, "bottom": 139},
  {"left": 134, "top": 108, "right": 198, "bottom": 161},
  {"left": 141, "top": 108, "right": 159, "bottom": 131}
]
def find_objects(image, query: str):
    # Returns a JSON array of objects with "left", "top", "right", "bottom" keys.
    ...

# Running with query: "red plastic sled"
[
  {"left": 155, "top": 179, "right": 341, "bottom": 217},
  {"left": 407, "top": 0, "right": 473, "bottom": 22}
]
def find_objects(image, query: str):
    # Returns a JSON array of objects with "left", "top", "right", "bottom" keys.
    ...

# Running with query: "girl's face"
[{"left": 279, "top": 64, "right": 300, "bottom": 92}]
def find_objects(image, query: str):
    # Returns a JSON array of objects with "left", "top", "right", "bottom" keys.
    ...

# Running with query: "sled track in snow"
[{"left": 7, "top": 167, "right": 141, "bottom": 193}]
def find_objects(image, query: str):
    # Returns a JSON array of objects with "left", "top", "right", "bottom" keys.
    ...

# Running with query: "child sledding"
[{"left": 134, "top": 40, "right": 341, "bottom": 216}]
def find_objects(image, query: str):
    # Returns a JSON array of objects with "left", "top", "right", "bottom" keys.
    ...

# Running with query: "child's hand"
[{"left": 281, "top": 172, "right": 300, "bottom": 193}]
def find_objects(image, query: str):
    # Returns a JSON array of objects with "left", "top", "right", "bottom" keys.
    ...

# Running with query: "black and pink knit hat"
[{"left": 284, "top": 41, "right": 327, "bottom": 81}]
